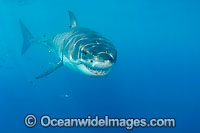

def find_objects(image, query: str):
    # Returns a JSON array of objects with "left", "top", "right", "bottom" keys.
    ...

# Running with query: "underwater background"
[{"left": 0, "top": 0, "right": 200, "bottom": 132}]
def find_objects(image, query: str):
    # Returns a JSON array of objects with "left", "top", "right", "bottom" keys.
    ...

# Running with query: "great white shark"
[{"left": 20, "top": 11, "right": 117, "bottom": 79}]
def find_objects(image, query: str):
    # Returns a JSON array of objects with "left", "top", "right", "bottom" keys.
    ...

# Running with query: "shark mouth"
[{"left": 84, "top": 64, "right": 109, "bottom": 75}]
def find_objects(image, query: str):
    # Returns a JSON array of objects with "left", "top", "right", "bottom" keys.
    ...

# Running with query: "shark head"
[
  {"left": 61, "top": 11, "right": 117, "bottom": 77},
  {"left": 76, "top": 42, "right": 117, "bottom": 76}
]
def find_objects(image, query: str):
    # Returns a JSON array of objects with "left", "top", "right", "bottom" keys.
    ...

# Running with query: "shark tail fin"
[{"left": 19, "top": 20, "right": 34, "bottom": 55}]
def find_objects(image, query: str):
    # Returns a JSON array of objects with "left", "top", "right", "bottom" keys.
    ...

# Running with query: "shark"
[{"left": 20, "top": 11, "right": 117, "bottom": 79}]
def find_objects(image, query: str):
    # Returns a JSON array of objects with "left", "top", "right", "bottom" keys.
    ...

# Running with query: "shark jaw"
[
  {"left": 77, "top": 63, "right": 112, "bottom": 76},
  {"left": 62, "top": 57, "right": 113, "bottom": 76}
]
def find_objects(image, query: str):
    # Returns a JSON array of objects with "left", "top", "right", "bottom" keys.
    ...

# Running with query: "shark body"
[{"left": 20, "top": 11, "right": 117, "bottom": 79}]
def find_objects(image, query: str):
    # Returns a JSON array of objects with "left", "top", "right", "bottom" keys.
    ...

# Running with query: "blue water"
[{"left": 0, "top": 0, "right": 200, "bottom": 132}]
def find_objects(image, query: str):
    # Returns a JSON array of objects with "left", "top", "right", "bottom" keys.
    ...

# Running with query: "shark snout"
[{"left": 95, "top": 52, "right": 116, "bottom": 63}]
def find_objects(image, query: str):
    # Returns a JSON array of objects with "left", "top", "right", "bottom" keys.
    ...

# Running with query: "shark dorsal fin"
[{"left": 68, "top": 10, "right": 78, "bottom": 28}]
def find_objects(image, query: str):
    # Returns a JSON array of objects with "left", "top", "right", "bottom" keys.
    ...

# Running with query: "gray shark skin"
[{"left": 20, "top": 11, "right": 117, "bottom": 79}]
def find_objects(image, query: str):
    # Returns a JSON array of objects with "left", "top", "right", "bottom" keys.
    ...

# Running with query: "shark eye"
[{"left": 83, "top": 51, "right": 87, "bottom": 56}]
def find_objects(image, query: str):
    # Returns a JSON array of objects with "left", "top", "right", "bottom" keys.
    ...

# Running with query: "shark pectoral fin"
[
  {"left": 68, "top": 10, "right": 78, "bottom": 28},
  {"left": 35, "top": 60, "right": 63, "bottom": 79}
]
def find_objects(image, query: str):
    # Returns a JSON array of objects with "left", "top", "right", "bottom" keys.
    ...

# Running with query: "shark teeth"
[{"left": 84, "top": 64, "right": 107, "bottom": 75}]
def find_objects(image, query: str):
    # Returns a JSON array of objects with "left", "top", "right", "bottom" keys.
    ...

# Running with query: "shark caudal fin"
[{"left": 19, "top": 20, "right": 34, "bottom": 55}]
